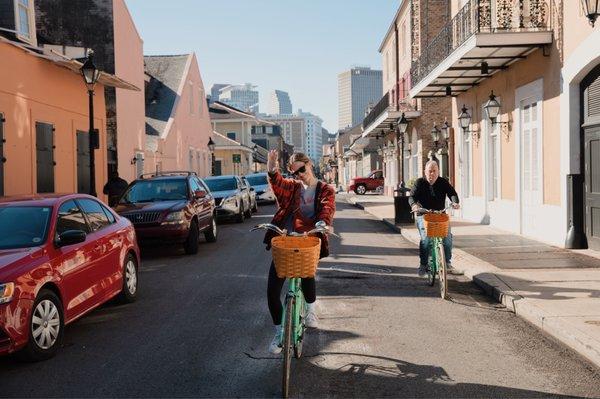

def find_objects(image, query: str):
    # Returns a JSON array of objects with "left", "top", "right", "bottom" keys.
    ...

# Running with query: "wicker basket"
[
  {"left": 424, "top": 213, "right": 450, "bottom": 238},
  {"left": 271, "top": 235, "right": 321, "bottom": 278}
]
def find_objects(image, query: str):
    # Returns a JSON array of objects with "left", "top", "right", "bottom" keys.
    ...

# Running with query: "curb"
[{"left": 344, "top": 197, "right": 600, "bottom": 369}]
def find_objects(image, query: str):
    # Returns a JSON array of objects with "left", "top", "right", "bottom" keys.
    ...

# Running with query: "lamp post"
[
  {"left": 253, "top": 144, "right": 258, "bottom": 173},
  {"left": 80, "top": 49, "right": 101, "bottom": 197},
  {"left": 396, "top": 113, "right": 409, "bottom": 188},
  {"left": 207, "top": 137, "right": 216, "bottom": 175}
]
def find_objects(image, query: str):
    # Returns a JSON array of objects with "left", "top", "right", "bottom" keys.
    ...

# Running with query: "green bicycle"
[
  {"left": 251, "top": 222, "right": 334, "bottom": 398},
  {"left": 414, "top": 207, "right": 452, "bottom": 300}
]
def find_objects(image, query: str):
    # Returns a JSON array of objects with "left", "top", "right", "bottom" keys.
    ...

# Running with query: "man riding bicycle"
[
  {"left": 409, "top": 160, "right": 460, "bottom": 277},
  {"left": 264, "top": 150, "right": 335, "bottom": 354}
]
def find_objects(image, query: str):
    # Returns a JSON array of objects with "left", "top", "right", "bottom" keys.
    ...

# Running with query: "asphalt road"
[{"left": 1, "top": 200, "right": 599, "bottom": 398}]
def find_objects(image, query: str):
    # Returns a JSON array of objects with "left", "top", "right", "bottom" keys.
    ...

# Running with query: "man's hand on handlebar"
[{"left": 451, "top": 203, "right": 460, "bottom": 210}]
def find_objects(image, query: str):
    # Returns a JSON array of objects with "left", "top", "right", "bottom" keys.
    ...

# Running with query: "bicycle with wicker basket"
[
  {"left": 251, "top": 221, "right": 336, "bottom": 398},
  {"left": 413, "top": 205, "right": 454, "bottom": 300}
]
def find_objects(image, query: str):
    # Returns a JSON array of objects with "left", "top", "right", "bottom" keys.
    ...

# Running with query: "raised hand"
[{"left": 267, "top": 149, "right": 279, "bottom": 173}]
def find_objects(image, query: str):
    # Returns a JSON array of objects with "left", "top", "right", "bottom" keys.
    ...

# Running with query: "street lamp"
[
  {"left": 458, "top": 105, "right": 471, "bottom": 131},
  {"left": 207, "top": 137, "right": 216, "bottom": 175},
  {"left": 80, "top": 49, "right": 100, "bottom": 197},
  {"left": 431, "top": 124, "right": 441, "bottom": 146},
  {"left": 581, "top": 0, "right": 600, "bottom": 26},
  {"left": 253, "top": 144, "right": 258, "bottom": 173},
  {"left": 396, "top": 113, "right": 409, "bottom": 188}
]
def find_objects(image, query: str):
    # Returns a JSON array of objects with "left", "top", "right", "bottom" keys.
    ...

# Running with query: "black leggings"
[{"left": 267, "top": 261, "right": 316, "bottom": 325}]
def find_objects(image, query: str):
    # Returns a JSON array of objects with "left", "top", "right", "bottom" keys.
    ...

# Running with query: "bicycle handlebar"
[
  {"left": 250, "top": 223, "right": 339, "bottom": 238},
  {"left": 412, "top": 203, "right": 457, "bottom": 215}
]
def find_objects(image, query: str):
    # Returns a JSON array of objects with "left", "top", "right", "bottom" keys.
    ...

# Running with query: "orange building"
[{"left": 0, "top": 38, "right": 136, "bottom": 199}]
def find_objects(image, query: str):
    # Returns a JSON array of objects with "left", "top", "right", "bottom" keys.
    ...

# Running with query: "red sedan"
[{"left": 0, "top": 194, "right": 140, "bottom": 361}]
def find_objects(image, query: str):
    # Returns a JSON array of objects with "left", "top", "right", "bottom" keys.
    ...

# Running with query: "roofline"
[
  {"left": 162, "top": 54, "right": 193, "bottom": 140},
  {"left": 378, "top": 0, "right": 408, "bottom": 53}
]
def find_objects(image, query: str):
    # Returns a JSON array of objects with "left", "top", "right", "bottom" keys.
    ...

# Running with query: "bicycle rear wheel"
[
  {"left": 282, "top": 297, "right": 294, "bottom": 398},
  {"left": 436, "top": 241, "right": 448, "bottom": 300}
]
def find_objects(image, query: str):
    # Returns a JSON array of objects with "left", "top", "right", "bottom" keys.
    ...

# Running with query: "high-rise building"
[
  {"left": 268, "top": 90, "right": 293, "bottom": 114},
  {"left": 338, "top": 66, "right": 383, "bottom": 130},
  {"left": 217, "top": 83, "right": 259, "bottom": 113},
  {"left": 263, "top": 110, "right": 323, "bottom": 163},
  {"left": 210, "top": 83, "right": 229, "bottom": 104}
]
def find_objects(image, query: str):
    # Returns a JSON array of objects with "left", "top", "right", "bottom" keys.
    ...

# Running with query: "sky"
[{"left": 127, "top": 1, "right": 399, "bottom": 132}]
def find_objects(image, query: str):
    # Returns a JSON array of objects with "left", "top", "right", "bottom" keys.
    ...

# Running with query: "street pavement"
[
  {"left": 0, "top": 200, "right": 599, "bottom": 397},
  {"left": 343, "top": 192, "right": 600, "bottom": 371}
]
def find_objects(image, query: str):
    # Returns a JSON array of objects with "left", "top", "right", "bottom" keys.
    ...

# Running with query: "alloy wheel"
[
  {"left": 125, "top": 259, "right": 137, "bottom": 295},
  {"left": 31, "top": 299, "right": 60, "bottom": 350}
]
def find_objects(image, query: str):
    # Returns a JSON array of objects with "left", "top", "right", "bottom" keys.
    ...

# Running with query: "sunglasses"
[{"left": 290, "top": 165, "right": 307, "bottom": 177}]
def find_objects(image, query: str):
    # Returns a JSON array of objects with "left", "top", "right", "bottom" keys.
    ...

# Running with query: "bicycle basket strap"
[{"left": 271, "top": 236, "right": 321, "bottom": 278}]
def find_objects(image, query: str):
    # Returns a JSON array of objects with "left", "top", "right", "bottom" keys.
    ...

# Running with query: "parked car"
[
  {"left": 203, "top": 175, "right": 250, "bottom": 223},
  {"left": 348, "top": 170, "right": 384, "bottom": 195},
  {"left": 0, "top": 194, "right": 140, "bottom": 361},
  {"left": 245, "top": 172, "right": 275, "bottom": 204},
  {"left": 241, "top": 176, "right": 258, "bottom": 213},
  {"left": 113, "top": 171, "right": 217, "bottom": 255}
]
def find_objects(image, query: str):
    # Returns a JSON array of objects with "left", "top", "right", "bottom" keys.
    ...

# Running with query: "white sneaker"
[
  {"left": 268, "top": 326, "right": 282, "bottom": 354},
  {"left": 305, "top": 302, "right": 318, "bottom": 329}
]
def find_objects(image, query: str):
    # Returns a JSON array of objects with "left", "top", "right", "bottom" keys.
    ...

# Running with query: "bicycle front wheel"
[
  {"left": 436, "top": 241, "right": 448, "bottom": 300},
  {"left": 282, "top": 297, "right": 294, "bottom": 398}
]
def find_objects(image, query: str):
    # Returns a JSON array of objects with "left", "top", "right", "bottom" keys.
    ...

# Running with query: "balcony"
[
  {"left": 360, "top": 92, "right": 421, "bottom": 143},
  {"left": 409, "top": 0, "right": 554, "bottom": 98}
]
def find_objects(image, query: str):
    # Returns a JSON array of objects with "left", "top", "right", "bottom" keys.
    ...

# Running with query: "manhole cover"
[{"left": 321, "top": 264, "right": 394, "bottom": 274}]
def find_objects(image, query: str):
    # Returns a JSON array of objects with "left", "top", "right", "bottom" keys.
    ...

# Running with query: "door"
[
  {"left": 0, "top": 113, "right": 5, "bottom": 196},
  {"left": 582, "top": 66, "right": 600, "bottom": 250},
  {"left": 76, "top": 131, "right": 91, "bottom": 194},
  {"left": 53, "top": 200, "right": 96, "bottom": 320},
  {"left": 520, "top": 98, "right": 542, "bottom": 237},
  {"left": 36, "top": 122, "right": 55, "bottom": 193},
  {"left": 190, "top": 177, "right": 210, "bottom": 230},
  {"left": 214, "top": 160, "right": 222, "bottom": 176}
]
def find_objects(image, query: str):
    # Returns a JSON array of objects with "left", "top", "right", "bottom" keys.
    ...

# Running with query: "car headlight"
[
  {"left": 222, "top": 196, "right": 237, "bottom": 206},
  {"left": 163, "top": 210, "right": 185, "bottom": 225},
  {"left": 0, "top": 283, "right": 15, "bottom": 305}
]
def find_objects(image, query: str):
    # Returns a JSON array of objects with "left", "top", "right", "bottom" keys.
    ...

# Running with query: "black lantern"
[
  {"left": 441, "top": 120, "right": 451, "bottom": 141},
  {"left": 81, "top": 50, "right": 100, "bottom": 91},
  {"left": 397, "top": 113, "right": 409, "bottom": 134},
  {"left": 207, "top": 137, "right": 216, "bottom": 175},
  {"left": 582, "top": 0, "right": 600, "bottom": 26},
  {"left": 481, "top": 61, "right": 489, "bottom": 75},
  {"left": 484, "top": 91, "right": 501, "bottom": 122},
  {"left": 207, "top": 137, "right": 216, "bottom": 152},
  {"left": 458, "top": 105, "right": 471, "bottom": 131},
  {"left": 431, "top": 124, "right": 441, "bottom": 143}
]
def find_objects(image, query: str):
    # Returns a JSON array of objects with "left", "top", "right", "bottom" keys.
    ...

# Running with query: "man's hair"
[{"left": 425, "top": 160, "right": 439, "bottom": 170}]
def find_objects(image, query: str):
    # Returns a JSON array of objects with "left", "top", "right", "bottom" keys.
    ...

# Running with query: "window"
[
  {"left": 0, "top": 206, "right": 51, "bottom": 249},
  {"left": 101, "top": 205, "right": 116, "bottom": 224},
  {"left": 78, "top": 199, "right": 111, "bottom": 232},
  {"left": 56, "top": 201, "right": 89, "bottom": 236},
  {"left": 15, "top": 0, "right": 36, "bottom": 44},
  {"left": 227, "top": 132, "right": 236, "bottom": 140}
]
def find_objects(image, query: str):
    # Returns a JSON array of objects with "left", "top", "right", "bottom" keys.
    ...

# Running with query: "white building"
[
  {"left": 338, "top": 66, "right": 382, "bottom": 130},
  {"left": 269, "top": 90, "right": 293, "bottom": 114},
  {"left": 218, "top": 83, "right": 259, "bottom": 113},
  {"left": 263, "top": 110, "right": 323, "bottom": 163}
]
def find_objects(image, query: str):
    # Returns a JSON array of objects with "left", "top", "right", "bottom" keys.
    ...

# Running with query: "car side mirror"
[
  {"left": 194, "top": 190, "right": 207, "bottom": 199},
  {"left": 56, "top": 230, "right": 86, "bottom": 247}
]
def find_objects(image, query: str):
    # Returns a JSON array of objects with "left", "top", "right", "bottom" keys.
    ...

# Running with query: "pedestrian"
[
  {"left": 408, "top": 160, "right": 460, "bottom": 276},
  {"left": 263, "top": 150, "right": 336, "bottom": 354},
  {"left": 103, "top": 171, "right": 129, "bottom": 207}
]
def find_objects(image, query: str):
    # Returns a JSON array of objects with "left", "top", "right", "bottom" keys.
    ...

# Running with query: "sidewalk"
[{"left": 340, "top": 192, "right": 600, "bottom": 369}]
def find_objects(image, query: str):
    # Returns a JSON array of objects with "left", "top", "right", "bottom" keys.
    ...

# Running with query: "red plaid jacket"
[{"left": 263, "top": 171, "right": 336, "bottom": 258}]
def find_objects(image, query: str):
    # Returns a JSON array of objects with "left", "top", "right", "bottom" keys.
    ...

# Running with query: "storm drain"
[{"left": 320, "top": 264, "right": 395, "bottom": 275}]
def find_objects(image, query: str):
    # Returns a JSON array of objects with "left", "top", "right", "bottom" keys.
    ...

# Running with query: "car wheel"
[
  {"left": 184, "top": 219, "right": 200, "bottom": 254},
  {"left": 355, "top": 184, "right": 367, "bottom": 195},
  {"left": 204, "top": 216, "right": 218, "bottom": 243},
  {"left": 244, "top": 203, "right": 252, "bottom": 219},
  {"left": 252, "top": 200, "right": 258, "bottom": 213},
  {"left": 236, "top": 204, "right": 244, "bottom": 223},
  {"left": 19, "top": 289, "right": 64, "bottom": 362},
  {"left": 118, "top": 254, "right": 138, "bottom": 303}
]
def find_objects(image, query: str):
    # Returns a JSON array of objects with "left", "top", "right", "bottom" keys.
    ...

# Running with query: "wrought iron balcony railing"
[
  {"left": 410, "top": 0, "right": 553, "bottom": 88},
  {"left": 362, "top": 92, "right": 389, "bottom": 130}
]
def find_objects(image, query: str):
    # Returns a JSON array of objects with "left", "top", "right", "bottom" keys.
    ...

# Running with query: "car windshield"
[
  {"left": 120, "top": 179, "right": 188, "bottom": 203},
  {"left": 204, "top": 177, "right": 237, "bottom": 192},
  {"left": 246, "top": 175, "right": 267, "bottom": 186},
  {"left": 0, "top": 206, "right": 52, "bottom": 249}
]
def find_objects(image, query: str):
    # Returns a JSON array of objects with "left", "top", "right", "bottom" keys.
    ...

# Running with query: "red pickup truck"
[{"left": 348, "top": 170, "right": 384, "bottom": 195}]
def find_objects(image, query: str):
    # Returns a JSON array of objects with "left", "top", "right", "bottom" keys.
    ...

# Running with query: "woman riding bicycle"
[{"left": 263, "top": 150, "right": 335, "bottom": 354}]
